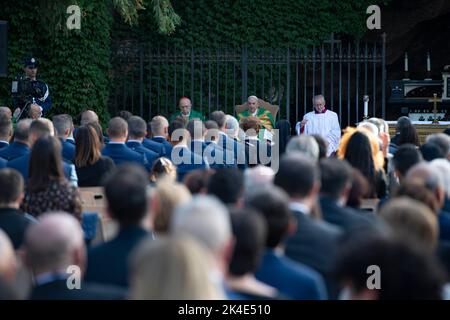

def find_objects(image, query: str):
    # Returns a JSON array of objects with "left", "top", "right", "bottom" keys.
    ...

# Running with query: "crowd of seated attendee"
[{"left": 1, "top": 104, "right": 450, "bottom": 300}]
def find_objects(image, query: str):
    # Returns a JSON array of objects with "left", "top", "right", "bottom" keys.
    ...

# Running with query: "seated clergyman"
[{"left": 237, "top": 95, "right": 275, "bottom": 131}]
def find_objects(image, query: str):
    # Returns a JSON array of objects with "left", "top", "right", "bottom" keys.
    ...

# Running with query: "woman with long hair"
[
  {"left": 21, "top": 136, "right": 82, "bottom": 220},
  {"left": 338, "top": 127, "right": 387, "bottom": 198},
  {"left": 75, "top": 125, "right": 115, "bottom": 187}
]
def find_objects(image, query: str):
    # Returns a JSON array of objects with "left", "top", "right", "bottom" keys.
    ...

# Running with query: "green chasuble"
[
  {"left": 237, "top": 107, "right": 275, "bottom": 131},
  {"left": 169, "top": 109, "right": 205, "bottom": 123}
]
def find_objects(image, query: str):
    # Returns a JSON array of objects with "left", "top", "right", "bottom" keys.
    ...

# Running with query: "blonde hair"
[
  {"left": 337, "top": 126, "right": 384, "bottom": 172},
  {"left": 153, "top": 178, "right": 191, "bottom": 233},
  {"left": 130, "top": 236, "right": 223, "bottom": 300}
]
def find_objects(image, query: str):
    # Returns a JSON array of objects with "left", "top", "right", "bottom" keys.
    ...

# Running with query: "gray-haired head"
[
  {"left": 358, "top": 121, "right": 379, "bottom": 137},
  {"left": 425, "top": 133, "right": 450, "bottom": 158},
  {"left": 171, "top": 195, "right": 231, "bottom": 258},
  {"left": 225, "top": 115, "right": 240, "bottom": 139},
  {"left": 430, "top": 159, "right": 450, "bottom": 198},
  {"left": 80, "top": 110, "right": 99, "bottom": 126},
  {"left": 407, "top": 162, "right": 444, "bottom": 193},
  {"left": 244, "top": 165, "right": 275, "bottom": 197},
  {"left": 150, "top": 116, "right": 169, "bottom": 137},
  {"left": 14, "top": 119, "right": 32, "bottom": 143},
  {"left": 24, "top": 212, "right": 85, "bottom": 275},
  {"left": 285, "top": 135, "right": 319, "bottom": 161},
  {"left": 312, "top": 94, "right": 325, "bottom": 103},
  {"left": 52, "top": 114, "right": 73, "bottom": 138}
]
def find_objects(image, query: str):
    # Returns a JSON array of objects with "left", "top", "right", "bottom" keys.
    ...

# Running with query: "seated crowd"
[{"left": 0, "top": 102, "right": 450, "bottom": 300}]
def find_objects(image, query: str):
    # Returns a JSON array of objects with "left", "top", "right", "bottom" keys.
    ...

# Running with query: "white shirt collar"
[
  {"left": 289, "top": 201, "right": 310, "bottom": 215},
  {"left": 108, "top": 141, "right": 125, "bottom": 145},
  {"left": 0, "top": 140, "right": 9, "bottom": 145},
  {"left": 127, "top": 139, "right": 142, "bottom": 143},
  {"left": 153, "top": 136, "right": 165, "bottom": 139}
]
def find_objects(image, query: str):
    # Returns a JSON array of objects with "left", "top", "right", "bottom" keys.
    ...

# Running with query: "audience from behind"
[
  {"left": 338, "top": 128, "right": 386, "bottom": 198},
  {"left": 150, "top": 116, "right": 172, "bottom": 157},
  {"left": 285, "top": 135, "right": 319, "bottom": 161},
  {"left": 24, "top": 212, "right": 124, "bottom": 300},
  {"left": 0, "top": 106, "right": 12, "bottom": 119},
  {"left": 240, "top": 116, "right": 271, "bottom": 167},
  {"left": 86, "top": 121, "right": 105, "bottom": 146},
  {"left": 52, "top": 114, "right": 75, "bottom": 163},
  {"left": 335, "top": 234, "right": 445, "bottom": 300},
  {"left": 379, "top": 198, "right": 438, "bottom": 251},
  {"left": 227, "top": 208, "right": 279, "bottom": 299},
  {"left": 392, "top": 144, "right": 423, "bottom": 184},
  {"left": 85, "top": 165, "right": 152, "bottom": 288},
  {"left": 21, "top": 136, "right": 82, "bottom": 220},
  {"left": 74, "top": 125, "right": 115, "bottom": 187},
  {"left": 425, "top": 133, "right": 450, "bottom": 160},
  {"left": 0, "top": 119, "right": 31, "bottom": 161},
  {"left": 223, "top": 114, "right": 247, "bottom": 169},
  {"left": 319, "top": 158, "right": 377, "bottom": 234},
  {"left": 0, "top": 169, "right": 33, "bottom": 249},
  {"left": 420, "top": 142, "right": 446, "bottom": 161},
  {"left": 246, "top": 187, "right": 328, "bottom": 300},
  {"left": 243, "top": 165, "right": 275, "bottom": 197},
  {"left": 153, "top": 178, "right": 191, "bottom": 234},
  {"left": 149, "top": 157, "right": 177, "bottom": 183},
  {"left": 169, "top": 119, "right": 208, "bottom": 181},
  {"left": 129, "top": 236, "right": 222, "bottom": 299},
  {"left": 171, "top": 195, "right": 233, "bottom": 298},
  {"left": 183, "top": 169, "right": 215, "bottom": 195},
  {"left": 126, "top": 116, "right": 159, "bottom": 172},
  {"left": 0, "top": 229, "right": 18, "bottom": 286},
  {"left": 407, "top": 163, "right": 450, "bottom": 242},
  {"left": 274, "top": 153, "right": 343, "bottom": 298},
  {"left": 346, "top": 169, "right": 370, "bottom": 210},
  {"left": 430, "top": 159, "right": 450, "bottom": 213},
  {"left": 7, "top": 118, "right": 78, "bottom": 186},
  {"left": 80, "top": 109, "right": 99, "bottom": 126},
  {"left": 393, "top": 181, "right": 440, "bottom": 215},
  {"left": 102, "top": 117, "right": 146, "bottom": 168},
  {"left": 0, "top": 115, "right": 13, "bottom": 148},
  {"left": 117, "top": 110, "right": 132, "bottom": 121},
  {"left": 311, "top": 134, "right": 328, "bottom": 160},
  {"left": 207, "top": 168, "right": 244, "bottom": 207}
]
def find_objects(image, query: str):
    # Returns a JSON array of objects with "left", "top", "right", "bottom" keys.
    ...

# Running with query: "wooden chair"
[
  {"left": 79, "top": 187, "right": 118, "bottom": 244},
  {"left": 359, "top": 198, "right": 380, "bottom": 213},
  {"left": 235, "top": 99, "right": 279, "bottom": 120}
]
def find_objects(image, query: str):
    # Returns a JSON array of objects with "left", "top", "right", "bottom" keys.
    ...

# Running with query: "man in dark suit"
[
  {"left": 23, "top": 212, "right": 124, "bottom": 300},
  {"left": 0, "top": 119, "right": 31, "bottom": 161},
  {"left": 126, "top": 116, "right": 159, "bottom": 172},
  {"left": 7, "top": 118, "right": 78, "bottom": 185},
  {"left": 247, "top": 187, "right": 328, "bottom": 300},
  {"left": 85, "top": 165, "right": 153, "bottom": 288},
  {"left": 204, "top": 120, "right": 237, "bottom": 168},
  {"left": 150, "top": 115, "right": 173, "bottom": 157},
  {"left": 319, "top": 158, "right": 379, "bottom": 235},
  {"left": 210, "top": 111, "right": 246, "bottom": 169},
  {"left": 168, "top": 120, "right": 208, "bottom": 181},
  {"left": 53, "top": 114, "right": 75, "bottom": 163},
  {"left": 102, "top": 117, "right": 146, "bottom": 168},
  {"left": 187, "top": 119, "right": 234, "bottom": 169},
  {"left": 0, "top": 115, "right": 12, "bottom": 149},
  {"left": 0, "top": 169, "right": 33, "bottom": 250},
  {"left": 274, "top": 154, "right": 343, "bottom": 298}
]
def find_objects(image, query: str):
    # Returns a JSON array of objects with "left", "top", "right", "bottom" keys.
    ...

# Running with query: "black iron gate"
[{"left": 110, "top": 34, "right": 386, "bottom": 127}]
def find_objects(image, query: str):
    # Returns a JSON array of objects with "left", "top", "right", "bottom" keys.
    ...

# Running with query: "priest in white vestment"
[{"left": 295, "top": 95, "right": 341, "bottom": 156}]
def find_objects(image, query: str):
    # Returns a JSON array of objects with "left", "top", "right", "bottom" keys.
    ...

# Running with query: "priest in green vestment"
[{"left": 169, "top": 97, "right": 205, "bottom": 123}]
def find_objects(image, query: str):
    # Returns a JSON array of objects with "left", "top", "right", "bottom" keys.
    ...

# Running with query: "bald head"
[
  {"left": 0, "top": 107, "right": 12, "bottom": 119},
  {"left": 0, "top": 230, "right": 16, "bottom": 283},
  {"left": 178, "top": 97, "right": 192, "bottom": 116},
  {"left": 24, "top": 212, "right": 85, "bottom": 276},
  {"left": 80, "top": 110, "right": 99, "bottom": 126},
  {"left": 14, "top": 119, "right": 32, "bottom": 144}
]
